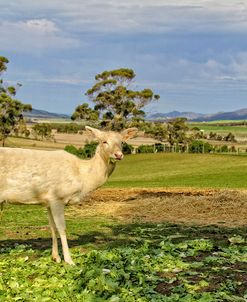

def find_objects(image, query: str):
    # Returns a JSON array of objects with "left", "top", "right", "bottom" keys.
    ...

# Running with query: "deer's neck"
[
  {"left": 80, "top": 148, "right": 116, "bottom": 193},
  {"left": 93, "top": 150, "right": 116, "bottom": 178}
]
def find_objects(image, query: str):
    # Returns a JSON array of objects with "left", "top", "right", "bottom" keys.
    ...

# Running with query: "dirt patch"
[
  {"left": 67, "top": 188, "right": 247, "bottom": 227},
  {"left": 54, "top": 132, "right": 160, "bottom": 148},
  {"left": 155, "top": 279, "right": 182, "bottom": 295}
]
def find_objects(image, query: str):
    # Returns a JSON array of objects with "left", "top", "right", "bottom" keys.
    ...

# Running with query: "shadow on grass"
[
  {"left": 0, "top": 230, "right": 108, "bottom": 252},
  {"left": 109, "top": 222, "right": 247, "bottom": 247},
  {"left": 1, "top": 221, "right": 247, "bottom": 253}
]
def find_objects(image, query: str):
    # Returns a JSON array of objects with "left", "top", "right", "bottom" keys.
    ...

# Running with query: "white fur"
[{"left": 0, "top": 126, "right": 137, "bottom": 264}]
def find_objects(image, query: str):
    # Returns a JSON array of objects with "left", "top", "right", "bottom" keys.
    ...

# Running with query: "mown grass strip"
[{"left": 106, "top": 153, "right": 247, "bottom": 189}]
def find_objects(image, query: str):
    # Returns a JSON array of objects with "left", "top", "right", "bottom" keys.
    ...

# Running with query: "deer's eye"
[{"left": 103, "top": 141, "right": 108, "bottom": 144}]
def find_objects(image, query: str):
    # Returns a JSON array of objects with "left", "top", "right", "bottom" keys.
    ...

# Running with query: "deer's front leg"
[
  {"left": 47, "top": 207, "right": 61, "bottom": 263},
  {"left": 48, "top": 201, "right": 75, "bottom": 265}
]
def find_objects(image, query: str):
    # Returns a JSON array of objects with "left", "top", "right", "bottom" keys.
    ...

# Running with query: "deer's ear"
[
  {"left": 85, "top": 126, "right": 103, "bottom": 139},
  {"left": 121, "top": 128, "right": 138, "bottom": 141}
]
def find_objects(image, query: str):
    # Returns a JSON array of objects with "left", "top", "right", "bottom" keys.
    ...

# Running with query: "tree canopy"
[
  {"left": 0, "top": 56, "right": 32, "bottom": 146},
  {"left": 166, "top": 118, "right": 189, "bottom": 145},
  {"left": 71, "top": 103, "right": 99, "bottom": 122},
  {"left": 72, "top": 68, "right": 160, "bottom": 130}
]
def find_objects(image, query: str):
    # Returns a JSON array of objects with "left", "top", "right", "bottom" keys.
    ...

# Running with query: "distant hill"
[
  {"left": 24, "top": 108, "right": 70, "bottom": 119},
  {"left": 25, "top": 107, "right": 247, "bottom": 122},
  {"left": 148, "top": 111, "right": 205, "bottom": 120},
  {"left": 148, "top": 108, "right": 247, "bottom": 122},
  {"left": 196, "top": 108, "right": 247, "bottom": 122}
]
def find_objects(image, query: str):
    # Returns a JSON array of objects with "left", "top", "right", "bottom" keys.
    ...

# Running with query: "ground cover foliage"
[{"left": 1, "top": 215, "right": 247, "bottom": 301}]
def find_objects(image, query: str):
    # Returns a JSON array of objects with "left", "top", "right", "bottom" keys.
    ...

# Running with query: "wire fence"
[{"left": 132, "top": 143, "right": 247, "bottom": 156}]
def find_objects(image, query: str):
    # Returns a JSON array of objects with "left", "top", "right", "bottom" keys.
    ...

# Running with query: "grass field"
[
  {"left": 106, "top": 153, "right": 247, "bottom": 189},
  {"left": 189, "top": 123, "right": 247, "bottom": 141},
  {"left": 192, "top": 125, "right": 247, "bottom": 133}
]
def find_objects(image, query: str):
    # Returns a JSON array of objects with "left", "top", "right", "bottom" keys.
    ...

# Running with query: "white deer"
[{"left": 0, "top": 126, "right": 137, "bottom": 264}]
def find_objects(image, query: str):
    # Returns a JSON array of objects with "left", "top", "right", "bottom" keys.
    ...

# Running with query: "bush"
[
  {"left": 83, "top": 141, "right": 98, "bottom": 158},
  {"left": 154, "top": 143, "right": 164, "bottom": 152},
  {"left": 188, "top": 140, "right": 214, "bottom": 153},
  {"left": 137, "top": 144, "right": 155, "bottom": 153},
  {"left": 64, "top": 145, "right": 85, "bottom": 159},
  {"left": 219, "top": 145, "right": 229, "bottom": 153},
  {"left": 64, "top": 141, "right": 98, "bottom": 159},
  {"left": 32, "top": 123, "right": 53, "bottom": 140},
  {"left": 122, "top": 142, "right": 134, "bottom": 154},
  {"left": 64, "top": 145, "right": 78, "bottom": 156},
  {"left": 136, "top": 144, "right": 164, "bottom": 154},
  {"left": 224, "top": 132, "right": 236, "bottom": 142}
]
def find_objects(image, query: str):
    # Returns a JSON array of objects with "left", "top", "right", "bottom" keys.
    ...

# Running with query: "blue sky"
[{"left": 1, "top": 0, "right": 247, "bottom": 115}]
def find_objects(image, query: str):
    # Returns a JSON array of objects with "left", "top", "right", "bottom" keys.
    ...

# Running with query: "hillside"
[
  {"left": 148, "top": 108, "right": 247, "bottom": 121},
  {"left": 25, "top": 107, "right": 247, "bottom": 122},
  {"left": 148, "top": 111, "right": 205, "bottom": 120},
  {"left": 24, "top": 108, "right": 70, "bottom": 119}
]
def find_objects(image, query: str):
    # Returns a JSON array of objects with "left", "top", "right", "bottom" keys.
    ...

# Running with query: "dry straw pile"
[{"left": 67, "top": 188, "right": 247, "bottom": 227}]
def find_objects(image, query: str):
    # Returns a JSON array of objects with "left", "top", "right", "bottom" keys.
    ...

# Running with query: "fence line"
[{"left": 132, "top": 143, "right": 247, "bottom": 155}]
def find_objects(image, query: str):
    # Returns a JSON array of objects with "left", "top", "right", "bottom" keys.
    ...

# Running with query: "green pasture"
[
  {"left": 189, "top": 123, "right": 247, "bottom": 138},
  {"left": 192, "top": 124, "right": 247, "bottom": 133},
  {"left": 194, "top": 125, "right": 247, "bottom": 133},
  {"left": 106, "top": 153, "right": 247, "bottom": 189},
  {"left": 190, "top": 120, "right": 247, "bottom": 124}
]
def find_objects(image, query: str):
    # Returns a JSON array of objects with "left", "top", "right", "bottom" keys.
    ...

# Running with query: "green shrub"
[
  {"left": 32, "top": 123, "right": 53, "bottom": 140},
  {"left": 64, "top": 145, "right": 85, "bottom": 159},
  {"left": 64, "top": 144, "right": 78, "bottom": 156},
  {"left": 83, "top": 141, "right": 98, "bottom": 158},
  {"left": 220, "top": 145, "right": 229, "bottom": 153},
  {"left": 136, "top": 144, "right": 164, "bottom": 154},
  {"left": 188, "top": 140, "right": 213, "bottom": 153},
  {"left": 64, "top": 141, "right": 98, "bottom": 159},
  {"left": 122, "top": 142, "right": 134, "bottom": 154},
  {"left": 154, "top": 143, "right": 164, "bottom": 152},
  {"left": 137, "top": 144, "right": 155, "bottom": 153},
  {"left": 214, "top": 145, "right": 232, "bottom": 153}
]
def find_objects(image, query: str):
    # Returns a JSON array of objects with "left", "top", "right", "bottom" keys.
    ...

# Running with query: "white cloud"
[
  {"left": 131, "top": 49, "right": 247, "bottom": 96},
  {"left": 0, "top": 18, "right": 80, "bottom": 53},
  {"left": 24, "top": 19, "right": 58, "bottom": 33},
  {"left": 181, "top": 52, "right": 247, "bottom": 84}
]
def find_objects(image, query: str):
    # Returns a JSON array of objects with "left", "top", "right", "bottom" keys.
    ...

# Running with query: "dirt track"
[
  {"left": 66, "top": 188, "right": 247, "bottom": 227},
  {"left": 54, "top": 132, "right": 161, "bottom": 148}
]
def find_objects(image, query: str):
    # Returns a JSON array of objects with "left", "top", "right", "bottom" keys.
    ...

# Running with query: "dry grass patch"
[{"left": 67, "top": 188, "right": 247, "bottom": 227}]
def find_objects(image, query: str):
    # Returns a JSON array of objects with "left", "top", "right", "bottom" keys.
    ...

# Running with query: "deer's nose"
[{"left": 114, "top": 151, "right": 123, "bottom": 160}]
